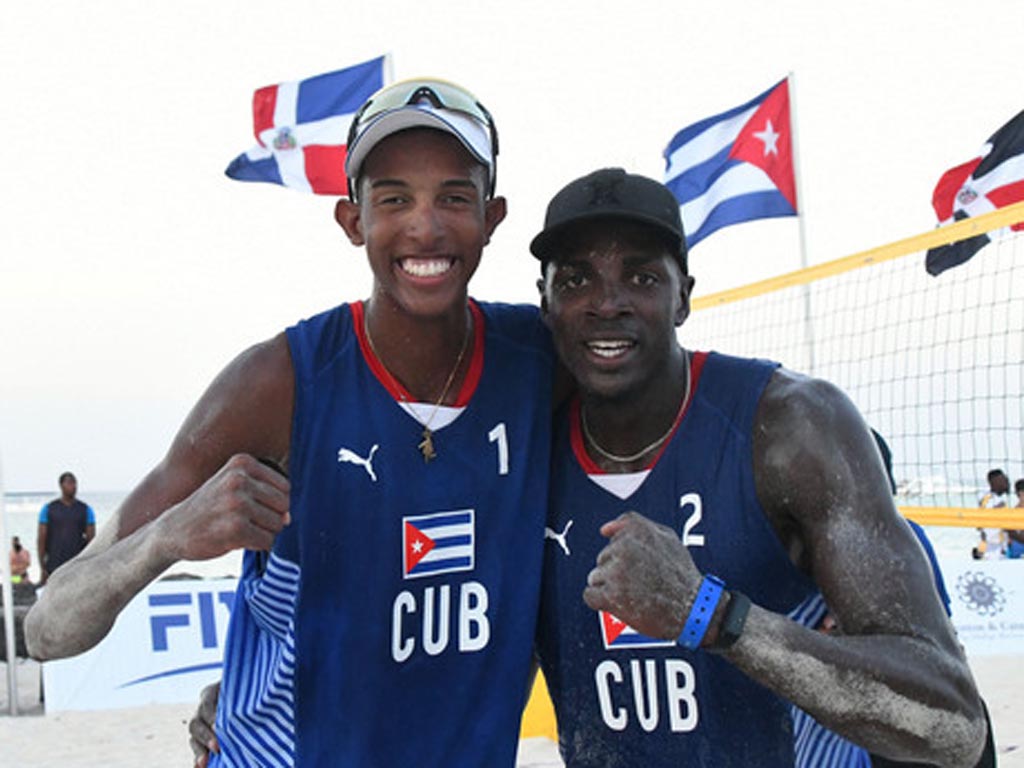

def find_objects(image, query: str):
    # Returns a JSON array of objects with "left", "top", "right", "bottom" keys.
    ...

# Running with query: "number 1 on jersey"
[{"left": 488, "top": 423, "right": 509, "bottom": 476}]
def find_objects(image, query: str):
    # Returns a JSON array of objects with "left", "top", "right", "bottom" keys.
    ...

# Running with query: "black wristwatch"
[{"left": 711, "top": 590, "right": 751, "bottom": 649}]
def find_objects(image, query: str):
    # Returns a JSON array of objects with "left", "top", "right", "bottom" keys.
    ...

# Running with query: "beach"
[
  {"left": 3, "top": 494, "right": 1020, "bottom": 764},
  {"left": 1, "top": 654, "right": 1019, "bottom": 767}
]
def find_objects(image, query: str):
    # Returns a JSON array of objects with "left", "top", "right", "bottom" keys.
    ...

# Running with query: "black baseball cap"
[{"left": 529, "top": 168, "right": 688, "bottom": 272}]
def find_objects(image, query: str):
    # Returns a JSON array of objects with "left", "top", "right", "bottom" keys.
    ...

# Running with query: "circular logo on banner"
[{"left": 956, "top": 571, "right": 1006, "bottom": 617}]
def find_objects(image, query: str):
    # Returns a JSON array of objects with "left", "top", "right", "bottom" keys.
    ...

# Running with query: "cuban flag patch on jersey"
[
  {"left": 599, "top": 610, "right": 675, "bottom": 650},
  {"left": 403, "top": 510, "right": 475, "bottom": 579}
]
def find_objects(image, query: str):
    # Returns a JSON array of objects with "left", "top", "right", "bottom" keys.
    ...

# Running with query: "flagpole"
[
  {"left": 0, "top": 450, "right": 19, "bottom": 715},
  {"left": 788, "top": 71, "right": 816, "bottom": 375}
]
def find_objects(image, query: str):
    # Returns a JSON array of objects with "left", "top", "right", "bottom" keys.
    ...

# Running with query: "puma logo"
[
  {"left": 337, "top": 444, "right": 379, "bottom": 482},
  {"left": 544, "top": 519, "right": 573, "bottom": 556}
]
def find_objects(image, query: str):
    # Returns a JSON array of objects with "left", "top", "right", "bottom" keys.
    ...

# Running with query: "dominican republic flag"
[
  {"left": 664, "top": 78, "right": 797, "bottom": 249},
  {"left": 925, "top": 109, "right": 1024, "bottom": 276},
  {"left": 403, "top": 510, "right": 475, "bottom": 580},
  {"left": 599, "top": 611, "right": 674, "bottom": 651},
  {"left": 224, "top": 56, "right": 388, "bottom": 195}
]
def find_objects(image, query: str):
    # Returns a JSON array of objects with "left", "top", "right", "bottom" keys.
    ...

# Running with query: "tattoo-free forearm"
[
  {"left": 718, "top": 606, "right": 985, "bottom": 768},
  {"left": 24, "top": 517, "right": 178, "bottom": 660}
]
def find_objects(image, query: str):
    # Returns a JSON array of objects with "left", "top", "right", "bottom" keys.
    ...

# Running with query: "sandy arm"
[
  {"left": 25, "top": 334, "right": 294, "bottom": 660},
  {"left": 585, "top": 370, "right": 985, "bottom": 767},
  {"left": 731, "top": 370, "right": 985, "bottom": 766}
]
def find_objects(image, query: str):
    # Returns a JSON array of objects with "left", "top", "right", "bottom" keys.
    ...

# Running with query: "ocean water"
[
  {"left": 919, "top": 523, "right": 983, "bottom": 563},
  {"left": 4, "top": 487, "right": 984, "bottom": 585},
  {"left": 1, "top": 490, "right": 241, "bottom": 583},
  {"left": 1, "top": 490, "right": 982, "bottom": 584}
]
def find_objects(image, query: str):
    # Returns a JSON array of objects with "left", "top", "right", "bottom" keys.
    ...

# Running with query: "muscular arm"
[
  {"left": 732, "top": 370, "right": 984, "bottom": 765},
  {"left": 585, "top": 370, "right": 985, "bottom": 767},
  {"left": 25, "top": 334, "right": 294, "bottom": 660}
]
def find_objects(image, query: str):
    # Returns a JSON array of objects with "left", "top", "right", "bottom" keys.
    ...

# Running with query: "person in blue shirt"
[
  {"left": 27, "top": 78, "right": 555, "bottom": 768},
  {"left": 1007, "top": 478, "right": 1024, "bottom": 559},
  {"left": 37, "top": 471, "right": 95, "bottom": 584},
  {"left": 531, "top": 168, "right": 986, "bottom": 767}
]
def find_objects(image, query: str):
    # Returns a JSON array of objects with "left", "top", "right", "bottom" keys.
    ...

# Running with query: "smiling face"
[
  {"left": 335, "top": 128, "right": 506, "bottom": 321},
  {"left": 540, "top": 218, "right": 694, "bottom": 403}
]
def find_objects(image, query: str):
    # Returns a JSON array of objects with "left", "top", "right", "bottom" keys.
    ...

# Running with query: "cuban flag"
[
  {"left": 664, "top": 78, "right": 797, "bottom": 249},
  {"left": 926, "top": 109, "right": 1024, "bottom": 276},
  {"left": 225, "top": 56, "right": 388, "bottom": 195},
  {"left": 403, "top": 510, "right": 475, "bottom": 580},
  {"left": 599, "top": 610, "right": 674, "bottom": 651}
]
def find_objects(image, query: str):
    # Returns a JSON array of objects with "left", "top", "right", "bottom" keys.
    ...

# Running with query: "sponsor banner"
[
  {"left": 942, "top": 558, "right": 1024, "bottom": 656},
  {"left": 43, "top": 578, "right": 237, "bottom": 712}
]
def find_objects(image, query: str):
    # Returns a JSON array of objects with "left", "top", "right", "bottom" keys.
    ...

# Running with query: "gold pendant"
[{"left": 419, "top": 427, "right": 437, "bottom": 462}]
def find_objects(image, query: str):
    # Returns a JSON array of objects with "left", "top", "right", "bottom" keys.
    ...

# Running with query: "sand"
[{"left": 0, "top": 655, "right": 1018, "bottom": 767}]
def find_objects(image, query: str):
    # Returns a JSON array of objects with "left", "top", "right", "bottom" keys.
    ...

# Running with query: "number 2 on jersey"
[{"left": 680, "top": 493, "right": 704, "bottom": 547}]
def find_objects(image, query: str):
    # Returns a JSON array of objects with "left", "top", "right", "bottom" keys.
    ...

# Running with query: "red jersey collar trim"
[
  {"left": 570, "top": 350, "right": 709, "bottom": 476},
  {"left": 352, "top": 300, "right": 485, "bottom": 406},
  {"left": 454, "top": 300, "right": 485, "bottom": 407}
]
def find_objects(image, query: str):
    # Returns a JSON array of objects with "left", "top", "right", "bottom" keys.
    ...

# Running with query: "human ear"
[
  {"left": 675, "top": 274, "right": 696, "bottom": 326},
  {"left": 483, "top": 196, "right": 508, "bottom": 244},
  {"left": 334, "top": 199, "right": 365, "bottom": 246}
]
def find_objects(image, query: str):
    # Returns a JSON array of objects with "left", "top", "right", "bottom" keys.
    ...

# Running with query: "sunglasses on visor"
[{"left": 346, "top": 79, "right": 500, "bottom": 198}]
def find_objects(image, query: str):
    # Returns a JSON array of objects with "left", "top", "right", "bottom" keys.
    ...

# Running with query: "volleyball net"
[{"left": 682, "top": 202, "right": 1024, "bottom": 527}]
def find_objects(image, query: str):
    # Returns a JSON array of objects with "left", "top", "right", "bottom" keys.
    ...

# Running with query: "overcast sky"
[{"left": 2, "top": 0, "right": 1022, "bottom": 491}]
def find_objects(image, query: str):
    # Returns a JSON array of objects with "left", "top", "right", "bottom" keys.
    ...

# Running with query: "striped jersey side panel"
[
  {"left": 788, "top": 593, "right": 872, "bottom": 768},
  {"left": 214, "top": 552, "right": 299, "bottom": 768}
]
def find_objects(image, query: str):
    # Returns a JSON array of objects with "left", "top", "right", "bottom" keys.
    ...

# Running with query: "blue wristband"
[{"left": 677, "top": 574, "right": 726, "bottom": 650}]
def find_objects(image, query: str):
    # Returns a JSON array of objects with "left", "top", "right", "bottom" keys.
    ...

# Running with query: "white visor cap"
[{"left": 344, "top": 103, "right": 494, "bottom": 193}]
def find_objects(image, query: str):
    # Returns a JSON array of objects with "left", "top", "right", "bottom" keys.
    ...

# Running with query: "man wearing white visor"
[{"left": 27, "top": 78, "right": 556, "bottom": 767}]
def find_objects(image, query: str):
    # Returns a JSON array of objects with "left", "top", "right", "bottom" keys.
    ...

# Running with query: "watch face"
[{"left": 716, "top": 591, "right": 751, "bottom": 649}]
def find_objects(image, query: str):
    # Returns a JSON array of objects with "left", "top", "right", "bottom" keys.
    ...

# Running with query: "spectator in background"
[
  {"left": 10, "top": 536, "right": 31, "bottom": 584},
  {"left": 37, "top": 471, "right": 95, "bottom": 584},
  {"left": 1006, "top": 478, "right": 1024, "bottom": 559},
  {"left": 974, "top": 469, "right": 1010, "bottom": 559}
]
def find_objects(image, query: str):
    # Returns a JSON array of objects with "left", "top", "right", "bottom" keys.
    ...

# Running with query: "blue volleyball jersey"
[
  {"left": 212, "top": 300, "right": 553, "bottom": 767},
  {"left": 536, "top": 351, "right": 818, "bottom": 768}
]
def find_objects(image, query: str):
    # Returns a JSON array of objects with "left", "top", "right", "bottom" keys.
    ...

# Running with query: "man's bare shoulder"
[
  {"left": 115, "top": 333, "right": 294, "bottom": 538},
  {"left": 172, "top": 332, "right": 294, "bottom": 469},
  {"left": 757, "top": 368, "right": 856, "bottom": 430},
  {"left": 217, "top": 332, "right": 294, "bottom": 401},
  {"left": 752, "top": 368, "right": 896, "bottom": 540}
]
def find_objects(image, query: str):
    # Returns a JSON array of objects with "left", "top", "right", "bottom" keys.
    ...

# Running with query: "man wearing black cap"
[
  {"left": 532, "top": 168, "right": 986, "bottom": 767},
  {"left": 28, "top": 78, "right": 555, "bottom": 767}
]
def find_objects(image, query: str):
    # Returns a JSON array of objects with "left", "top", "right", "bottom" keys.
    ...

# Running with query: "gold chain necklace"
[
  {"left": 364, "top": 313, "right": 471, "bottom": 462},
  {"left": 581, "top": 353, "right": 691, "bottom": 465}
]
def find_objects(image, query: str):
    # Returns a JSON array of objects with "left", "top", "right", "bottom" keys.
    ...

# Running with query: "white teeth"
[
  {"left": 400, "top": 258, "right": 453, "bottom": 277},
  {"left": 587, "top": 340, "right": 633, "bottom": 358}
]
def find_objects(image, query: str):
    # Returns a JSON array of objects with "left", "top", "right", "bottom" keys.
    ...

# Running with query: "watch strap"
[{"left": 677, "top": 574, "right": 726, "bottom": 650}]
